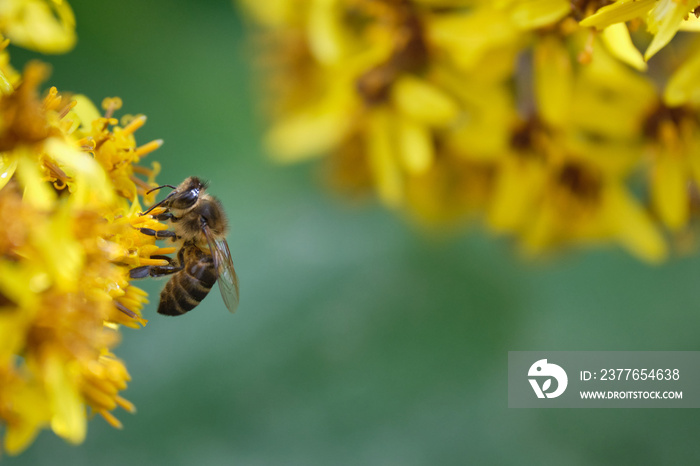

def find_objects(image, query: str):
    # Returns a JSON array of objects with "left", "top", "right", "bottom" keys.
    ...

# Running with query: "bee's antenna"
[
  {"left": 146, "top": 184, "right": 177, "bottom": 195},
  {"left": 141, "top": 185, "right": 178, "bottom": 216}
]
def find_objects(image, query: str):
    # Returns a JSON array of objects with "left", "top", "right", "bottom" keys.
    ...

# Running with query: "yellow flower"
[
  {"left": 240, "top": 0, "right": 700, "bottom": 259},
  {"left": 0, "top": 62, "right": 167, "bottom": 454},
  {"left": 580, "top": 0, "right": 700, "bottom": 60},
  {"left": 403, "top": 149, "right": 495, "bottom": 226},
  {"left": 252, "top": 0, "right": 516, "bottom": 211},
  {"left": 485, "top": 31, "right": 666, "bottom": 260},
  {"left": 495, "top": 0, "right": 648, "bottom": 70},
  {"left": 643, "top": 100, "right": 700, "bottom": 232},
  {"left": 0, "top": 0, "right": 77, "bottom": 54},
  {"left": 490, "top": 136, "right": 666, "bottom": 261}
]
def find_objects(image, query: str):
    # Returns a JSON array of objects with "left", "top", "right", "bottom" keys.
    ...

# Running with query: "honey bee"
[{"left": 130, "top": 177, "right": 239, "bottom": 316}]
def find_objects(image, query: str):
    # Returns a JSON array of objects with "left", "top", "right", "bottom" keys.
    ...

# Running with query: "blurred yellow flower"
[
  {"left": 644, "top": 98, "right": 700, "bottom": 232},
  {"left": 0, "top": 0, "right": 76, "bottom": 54},
  {"left": 488, "top": 34, "right": 665, "bottom": 260},
  {"left": 257, "top": 1, "right": 516, "bottom": 209},
  {"left": 241, "top": 0, "right": 700, "bottom": 260}
]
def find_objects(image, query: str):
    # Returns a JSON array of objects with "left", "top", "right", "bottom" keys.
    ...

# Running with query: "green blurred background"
[{"left": 6, "top": 0, "right": 700, "bottom": 464}]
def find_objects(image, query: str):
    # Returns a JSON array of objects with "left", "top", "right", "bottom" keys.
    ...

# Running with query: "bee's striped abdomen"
[{"left": 158, "top": 245, "right": 217, "bottom": 316}]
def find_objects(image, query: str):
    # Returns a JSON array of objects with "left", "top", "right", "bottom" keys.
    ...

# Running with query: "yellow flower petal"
[
  {"left": 16, "top": 150, "right": 56, "bottom": 209},
  {"left": 521, "top": 201, "right": 558, "bottom": 256},
  {"left": 509, "top": 0, "right": 570, "bottom": 30},
  {"left": 644, "top": 0, "right": 699, "bottom": 60},
  {"left": 571, "top": 46, "right": 657, "bottom": 138},
  {"left": 437, "top": 69, "right": 514, "bottom": 158},
  {"left": 600, "top": 23, "right": 647, "bottom": 72},
  {"left": 72, "top": 94, "right": 102, "bottom": 132},
  {"left": 366, "top": 108, "right": 402, "bottom": 207},
  {"left": 396, "top": 116, "right": 434, "bottom": 175},
  {"left": 664, "top": 48, "right": 700, "bottom": 106},
  {"left": 266, "top": 94, "right": 355, "bottom": 162},
  {"left": 563, "top": 138, "right": 642, "bottom": 175},
  {"left": 31, "top": 202, "right": 85, "bottom": 291},
  {"left": 426, "top": 8, "right": 519, "bottom": 73},
  {"left": 534, "top": 36, "right": 572, "bottom": 127},
  {"left": 5, "top": 418, "right": 41, "bottom": 455},
  {"left": 45, "top": 357, "right": 86, "bottom": 445},
  {"left": 0, "top": 68, "right": 13, "bottom": 95},
  {"left": 0, "top": 261, "right": 43, "bottom": 310},
  {"left": 679, "top": 14, "right": 700, "bottom": 31},
  {"left": 3, "top": 381, "right": 48, "bottom": 455},
  {"left": 488, "top": 156, "right": 545, "bottom": 232},
  {"left": 307, "top": 0, "right": 347, "bottom": 64},
  {"left": 0, "top": 0, "right": 77, "bottom": 54},
  {"left": 579, "top": 0, "right": 656, "bottom": 29},
  {"left": 651, "top": 151, "right": 688, "bottom": 230},
  {"left": 603, "top": 183, "right": 667, "bottom": 263},
  {"left": 0, "top": 151, "right": 18, "bottom": 189},
  {"left": 391, "top": 75, "right": 460, "bottom": 127}
]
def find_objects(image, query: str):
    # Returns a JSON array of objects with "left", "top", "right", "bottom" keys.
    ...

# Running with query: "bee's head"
[
  {"left": 170, "top": 176, "right": 209, "bottom": 209},
  {"left": 141, "top": 177, "right": 211, "bottom": 217}
]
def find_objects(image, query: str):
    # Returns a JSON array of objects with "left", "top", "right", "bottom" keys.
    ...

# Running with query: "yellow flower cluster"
[
  {"left": 240, "top": 0, "right": 700, "bottom": 261},
  {"left": 0, "top": 1, "right": 167, "bottom": 455}
]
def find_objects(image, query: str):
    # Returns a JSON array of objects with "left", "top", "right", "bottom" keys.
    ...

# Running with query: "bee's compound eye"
[{"left": 173, "top": 188, "right": 199, "bottom": 208}]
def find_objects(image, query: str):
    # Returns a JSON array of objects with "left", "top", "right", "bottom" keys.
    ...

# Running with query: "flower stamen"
[
  {"left": 43, "top": 86, "right": 61, "bottom": 111},
  {"left": 130, "top": 174, "right": 155, "bottom": 194},
  {"left": 115, "top": 396, "right": 136, "bottom": 413},
  {"left": 134, "top": 139, "right": 163, "bottom": 158},
  {"left": 102, "top": 97, "right": 123, "bottom": 119},
  {"left": 97, "top": 410, "right": 123, "bottom": 429},
  {"left": 58, "top": 99, "right": 77, "bottom": 120},
  {"left": 121, "top": 115, "right": 146, "bottom": 135}
]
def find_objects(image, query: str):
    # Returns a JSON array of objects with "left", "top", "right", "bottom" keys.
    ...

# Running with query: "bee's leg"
[
  {"left": 137, "top": 227, "right": 179, "bottom": 240},
  {"left": 129, "top": 254, "right": 183, "bottom": 279},
  {"left": 147, "top": 264, "right": 184, "bottom": 277},
  {"left": 150, "top": 212, "right": 178, "bottom": 222},
  {"left": 150, "top": 254, "right": 175, "bottom": 263},
  {"left": 129, "top": 263, "right": 183, "bottom": 279}
]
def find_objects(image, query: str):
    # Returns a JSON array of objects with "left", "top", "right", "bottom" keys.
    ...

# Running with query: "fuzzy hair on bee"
[{"left": 129, "top": 177, "right": 240, "bottom": 316}]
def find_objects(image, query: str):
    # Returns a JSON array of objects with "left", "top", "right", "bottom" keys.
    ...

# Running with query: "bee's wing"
[{"left": 203, "top": 225, "right": 240, "bottom": 313}]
